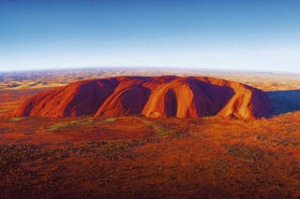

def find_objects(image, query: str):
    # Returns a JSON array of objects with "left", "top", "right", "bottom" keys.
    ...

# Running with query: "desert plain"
[{"left": 0, "top": 68, "right": 300, "bottom": 199}]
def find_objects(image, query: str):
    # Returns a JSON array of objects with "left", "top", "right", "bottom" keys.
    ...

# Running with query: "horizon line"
[{"left": 0, "top": 66, "right": 299, "bottom": 75}]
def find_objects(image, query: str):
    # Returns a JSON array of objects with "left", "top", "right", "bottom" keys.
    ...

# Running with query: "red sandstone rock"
[{"left": 14, "top": 76, "right": 272, "bottom": 120}]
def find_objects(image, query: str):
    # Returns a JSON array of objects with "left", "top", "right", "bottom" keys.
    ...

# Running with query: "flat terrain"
[
  {"left": 0, "top": 69, "right": 299, "bottom": 199},
  {"left": 1, "top": 68, "right": 299, "bottom": 91}
]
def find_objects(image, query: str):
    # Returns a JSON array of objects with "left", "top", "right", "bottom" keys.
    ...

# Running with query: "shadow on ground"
[{"left": 267, "top": 89, "right": 300, "bottom": 116}]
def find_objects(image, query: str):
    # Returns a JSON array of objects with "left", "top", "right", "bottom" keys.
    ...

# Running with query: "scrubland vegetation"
[{"left": 0, "top": 113, "right": 299, "bottom": 199}]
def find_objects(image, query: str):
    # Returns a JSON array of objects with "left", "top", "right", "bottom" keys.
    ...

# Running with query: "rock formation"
[{"left": 14, "top": 76, "right": 272, "bottom": 119}]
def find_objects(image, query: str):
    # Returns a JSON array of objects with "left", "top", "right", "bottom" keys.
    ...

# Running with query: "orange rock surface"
[{"left": 14, "top": 76, "right": 272, "bottom": 119}]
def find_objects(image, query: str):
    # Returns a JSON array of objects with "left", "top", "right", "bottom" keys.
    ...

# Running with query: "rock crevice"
[{"left": 14, "top": 76, "right": 272, "bottom": 120}]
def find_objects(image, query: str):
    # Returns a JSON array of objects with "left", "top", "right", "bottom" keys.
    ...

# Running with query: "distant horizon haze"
[{"left": 0, "top": 65, "right": 299, "bottom": 76}]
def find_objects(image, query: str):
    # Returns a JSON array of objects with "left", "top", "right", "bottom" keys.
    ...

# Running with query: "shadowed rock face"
[{"left": 14, "top": 76, "right": 272, "bottom": 120}]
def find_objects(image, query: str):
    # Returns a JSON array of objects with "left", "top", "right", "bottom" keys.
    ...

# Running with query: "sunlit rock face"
[{"left": 15, "top": 76, "right": 272, "bottom": 120}]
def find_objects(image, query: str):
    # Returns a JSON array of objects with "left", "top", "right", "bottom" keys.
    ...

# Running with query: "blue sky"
[{"left": 0, "top": 0, "right": 300, "bottom": 72}]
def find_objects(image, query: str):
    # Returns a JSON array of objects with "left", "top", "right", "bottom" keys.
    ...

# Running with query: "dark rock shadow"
[{"left": 267, "top": 89, "right": 300, "bottom": 116}]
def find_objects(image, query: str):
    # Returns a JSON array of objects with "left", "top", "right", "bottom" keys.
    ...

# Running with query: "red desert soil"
[
  {"left": 0, "top": 72, "right": 299, "bottom": 199},
  {"left": 0, "top": 114, "right": 300, "bottom": 199},
  {"left": 14, "top": 76, "right": 272, "bottom": 120}
]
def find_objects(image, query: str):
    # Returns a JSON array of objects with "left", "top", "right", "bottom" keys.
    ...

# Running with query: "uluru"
[{"left": 14, "top": 76, "right": 272, "bottom": 120}]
